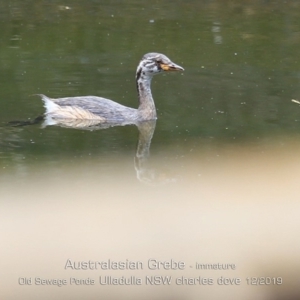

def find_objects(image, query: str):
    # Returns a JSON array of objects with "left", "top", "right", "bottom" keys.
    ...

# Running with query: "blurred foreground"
[{"left": 1, "top": 136, "right": 300, "bottom": 300}]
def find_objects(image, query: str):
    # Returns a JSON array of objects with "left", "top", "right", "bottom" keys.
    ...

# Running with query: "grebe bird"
[{"left": 38, "top": 53, "right": 184, "bottom": 124}]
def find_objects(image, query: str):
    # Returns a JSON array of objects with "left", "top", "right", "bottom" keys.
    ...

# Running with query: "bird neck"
[{"left": 136, "top": 72, "right": 157, "bottom": 120}]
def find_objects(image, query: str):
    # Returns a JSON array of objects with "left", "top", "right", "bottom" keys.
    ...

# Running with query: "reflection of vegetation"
[
  {"left": 2, "top": 0, "right": 300, "bottom": 69},
  {"left": 1, "top": 0, "right": 300, "bottom": 162}
]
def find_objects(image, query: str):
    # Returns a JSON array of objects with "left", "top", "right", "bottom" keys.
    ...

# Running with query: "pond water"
[{"left": 1, "top": 1, "right": 300, "bottom": 300}]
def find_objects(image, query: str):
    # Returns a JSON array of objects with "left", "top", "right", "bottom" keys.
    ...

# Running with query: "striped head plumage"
[{"left": 136, "top": 53, "right": 184, "bottom": 81}]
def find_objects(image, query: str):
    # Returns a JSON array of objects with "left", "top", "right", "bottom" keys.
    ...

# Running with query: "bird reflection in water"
[
  {"left": 134, "top": 120, "right": 177, "bottom": 186},
  {"left": 41, "top": 53, "right": 182, "bottom": 184},
  {"left": 9, "top": 53, "right": 183, "bottom": 184},
  {"left": 44, "top": 118, "right": 177, "bottom": 186}
]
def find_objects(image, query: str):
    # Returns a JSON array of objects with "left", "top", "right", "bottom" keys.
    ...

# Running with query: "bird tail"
[{"left": 32, "top": 94, "right": 60, "bottom": 114}]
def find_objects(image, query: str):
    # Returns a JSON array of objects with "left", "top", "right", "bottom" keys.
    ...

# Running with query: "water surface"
[{"left": 1, "top": 1, "right": 300, "bottom": 299}]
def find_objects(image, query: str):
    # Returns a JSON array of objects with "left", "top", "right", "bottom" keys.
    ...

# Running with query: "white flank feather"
[{"left": 39, "top": 94, "right": 104, "bottom": 121}]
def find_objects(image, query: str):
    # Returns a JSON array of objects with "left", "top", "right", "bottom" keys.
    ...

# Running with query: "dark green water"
[
  {"left": 2, "top": 0, "right": 300, "bottom": 176},
  {"left": 2, "top": 2, "right": 300, "bottom": 300}
]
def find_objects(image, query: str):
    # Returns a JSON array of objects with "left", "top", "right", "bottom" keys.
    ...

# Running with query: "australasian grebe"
[{"left": 38, "top": 53, "right": 184, "bottom": 124}]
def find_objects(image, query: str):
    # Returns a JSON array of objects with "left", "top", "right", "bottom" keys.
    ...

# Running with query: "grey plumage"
[{"left": 39, "top": 53, "right": 184, "bottom": 126}]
